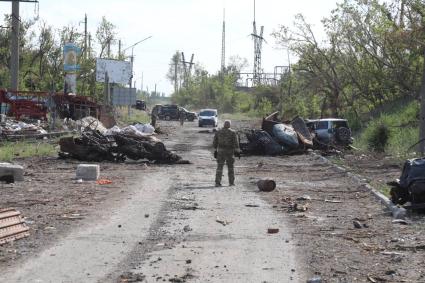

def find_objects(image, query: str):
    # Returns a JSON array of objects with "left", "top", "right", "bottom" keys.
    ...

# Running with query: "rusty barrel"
[{"left": 257, "top": 179, "right": 276, "bottom": 192}]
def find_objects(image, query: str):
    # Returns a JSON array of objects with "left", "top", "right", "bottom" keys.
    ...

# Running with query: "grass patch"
[
  {"left": 370, "top": 182, "right": 391, "bottom": 198},
  {"left": 116, "top": 107, "right": 150, "bottom": 125},
  {"left": 0, "top": 141, "right": 57, "bottom": 162},
  {"left": 354, "top": 101, "right": 419, "bottom": 158}
]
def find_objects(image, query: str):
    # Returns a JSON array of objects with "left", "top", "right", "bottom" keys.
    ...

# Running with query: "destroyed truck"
[
  {"left": 305, "top": 118, "right": 353, "bottom": 147},
  {"left": 388, "top": 157, "right": 425, "bottom": 207}
]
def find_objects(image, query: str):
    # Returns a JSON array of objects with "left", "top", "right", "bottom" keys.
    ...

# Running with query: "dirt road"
[{"left": 1, "top": 121, "right": 424, "bottom": 282}]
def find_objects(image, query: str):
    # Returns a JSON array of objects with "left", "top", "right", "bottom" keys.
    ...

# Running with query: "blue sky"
[{"left": 0, "top": 0, "right": 339, "bottom": 94}]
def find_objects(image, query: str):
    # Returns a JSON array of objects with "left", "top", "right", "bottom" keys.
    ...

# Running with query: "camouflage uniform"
[
  {"left": 151, "top": 113, "right": 157, "bottom": 128},
  {"left": 213, "top": 127, "right": 240, "bottom": 185},
  {"left": 179, "top": 109, "right": 185, "bottom": 126}
]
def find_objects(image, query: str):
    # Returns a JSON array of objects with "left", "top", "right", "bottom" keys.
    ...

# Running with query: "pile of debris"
[
  {"left": 0, "top": 116, "right": 48, "bottom": 137},
  {"left": 241, "top": 112, "right": 313, "bottom": 156},
  {"left": 59, "top": 118, "right": 187, "bottom": 164}
]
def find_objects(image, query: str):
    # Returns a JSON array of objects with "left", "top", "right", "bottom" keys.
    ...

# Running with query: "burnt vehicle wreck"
[
  {"left": 388, "top": 157, "right": 425, "bottom": 208},
  {"left": 59, "top": 129, "right": 188, "bottom": 164}
]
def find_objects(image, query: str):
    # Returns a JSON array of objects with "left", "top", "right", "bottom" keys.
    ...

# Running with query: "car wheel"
[
  {"left": 198, "top": 123, "right": 202, "bottom": 127},
  {"left": 165, "top": 115, "right": 171, "bottom": 121},
  {"left": 188, "top": 117, "right": 194, "bottom": 122}
]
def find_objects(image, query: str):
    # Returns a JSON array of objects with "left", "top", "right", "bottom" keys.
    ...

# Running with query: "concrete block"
[
  {"left": 76, "top": 164, "right": 100, "bottom": 181},
  {"left": 0, "top": 162, "right": 24, "bottom": 182}
]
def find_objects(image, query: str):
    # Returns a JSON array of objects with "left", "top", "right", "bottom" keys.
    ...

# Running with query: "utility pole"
[
  {"left": 419, "top": 48, "right": 425, "bottom": 155},
  {"left": 181, "top": 52, "right": 194, "bottom": 87},
  {"left": 2, "top": 0, "right": 38, "bottom": 91},
  {"left": 251, "top": 0, "right": 265, "bottom": 86},
  {"left": 174, "top": 53, "right": 178, "bottom": 94},
  {"left": 83, "top": 14, "right": 87, "bottom": 59},
  {"left": 221, "top": 8, "right": 226, "bottom": 73},
  {"left": 10, "top": 0, "right": 19, "bottom": 90},
  {"left": 88, "top": 33, "right": 91, "bottom": 57},
  {"left": 118, "top": 39, "right": 121, "bottom": 58}
]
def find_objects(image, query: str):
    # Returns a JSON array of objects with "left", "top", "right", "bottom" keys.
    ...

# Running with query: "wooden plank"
[{"left": 0, "top": 208, "right": 29, "bottom": 245}]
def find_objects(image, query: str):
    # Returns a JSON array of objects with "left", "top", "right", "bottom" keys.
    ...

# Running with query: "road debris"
[
  {"left": 59, "top": 128, "right": 188, "bottom": 164},
  {"left": 267, "top": 228, "right": 279, "bottom": 234},
  {"left": 306, "top": 276, "right": 322, "bottom": 283},
  {"left": 257, "top": 179, "right": 276, "bottom": 192},
  {"left": 96, "top": 179, "right": 112, "bottom": 185},
  {"left": 216, "top": 216, "right": 231, "bottom": 226},
  {"left": 0, "top": 208, "right": 30, "bottom": 245},
  {"left": 353, "top": 220, "right": 362, "bottom": 229},
  {"left": 76, "top": 164, "right": 100, "bottom": 181}
]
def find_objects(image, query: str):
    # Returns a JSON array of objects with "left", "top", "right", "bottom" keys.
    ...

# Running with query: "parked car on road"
[
  {"left": 180, "top": 107, "right": 197, "bottom": 121},
  {"left": 133, "top": 100, "right": 146, "bottom": 111},
  {"left": 198, "top": 109, "right": 218, "bottom": 127},
  {"left": 305, "top": 118, "right": 352, "bottom": 145},
  {"left": 151, "top": 104, "right": 197, "bottom": 121}
]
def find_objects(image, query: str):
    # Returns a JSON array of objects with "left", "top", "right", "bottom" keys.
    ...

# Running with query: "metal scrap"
[{"left": 59, "top": 129, "right": 188, "bottom": 164}]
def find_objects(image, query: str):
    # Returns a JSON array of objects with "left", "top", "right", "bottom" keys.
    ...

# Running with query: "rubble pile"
[
  {"left": 0, "top": 118, "right": 48, "bottom": 136},
  {"left": 59, "top": 119, "right": 187, "bottom": 164},
  {"left": 241, "top": 112, "right": 313, "bottom": 156}
]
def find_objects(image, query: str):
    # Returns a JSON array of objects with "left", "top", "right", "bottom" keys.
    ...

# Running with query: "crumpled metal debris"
[{"left": 59, "top": 129, "right": 188, "bottom": 164}]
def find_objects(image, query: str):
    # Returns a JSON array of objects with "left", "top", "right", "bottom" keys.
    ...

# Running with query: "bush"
[{"left": 366, "top": 123, "right": 390, "bottom": 152}]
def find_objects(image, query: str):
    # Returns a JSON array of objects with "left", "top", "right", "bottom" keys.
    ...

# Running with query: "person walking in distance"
[
  {"left": 179, "top": 108, "right": 185, "bottom": 126},
  {"left": 213, "top": 120, "right": 240, "bottom": 187}
]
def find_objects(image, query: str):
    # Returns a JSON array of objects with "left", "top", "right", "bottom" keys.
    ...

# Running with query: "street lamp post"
[{"left": 122, "top": 36, "right": 152, "bottom": 117}]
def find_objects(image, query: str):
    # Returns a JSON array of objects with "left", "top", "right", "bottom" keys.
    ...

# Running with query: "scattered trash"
[
  {"left": 216, "top": 216, "right": 231, "bottom": 226},
  {"left": 392, "top": 219, "right": 409, "bottom": 225},
  {"left": 353, "top": 220, "right": 362, "bottom": 229},
  {"left": 324, "top": 199, "right": 343, "bottom": 203},
  {"left": 0, "top": 208, "right": 30, "bottom": 245},
  {"left": 119, "top": 271, "right": 145, "bottom": 283},
  {"left": 257, "top": 179, "right": 276, "bottom": 192},
  {"left": 306, "top": 276, "right": 322, "bottom": 283},
  {"left": 296, "top": 195, "right": 311, "bottom": 201},
  {"left": 267, "top": 228, "right": 279, "bottom": 234},
  {"left": 183, "top": 225, "right": 192, "bottom": 232},
  {"left": 96, "top": 179, "right": 112, "bottom": 185}
]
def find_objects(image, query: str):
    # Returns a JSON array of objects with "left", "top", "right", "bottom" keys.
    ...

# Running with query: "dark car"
[
  {"left": 151, "top": 104, "right": 197, "bottom": 121},
  {"left": 134, "top": 100, "right": 146, "bottom": 111},
  {"left": 180, "top": 107, "right": 197, "bottom": 121}
]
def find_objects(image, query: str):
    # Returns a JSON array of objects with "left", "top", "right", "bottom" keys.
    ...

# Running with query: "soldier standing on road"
[
  {"left": 151, "top": 111, "right": 157, "bottom": 128},
  {"left": 179, "top": 108, "right": 185, "bottom": 126},
  {"left": 213, "top": 120, "right": 240, "bottom": 187}
]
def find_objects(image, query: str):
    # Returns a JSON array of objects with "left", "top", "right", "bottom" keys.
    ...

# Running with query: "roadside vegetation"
[
  {"left": 355, "top": 102, "right": 419, "bottom": 158},
  {"left": 0, "top": 141, "right": 56, "bottom": 162},
  {"left": 116, "top": 107, "right": 150, "bottom": 125}
]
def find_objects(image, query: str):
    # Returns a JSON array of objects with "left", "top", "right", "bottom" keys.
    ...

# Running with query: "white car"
[{"left": 198, "top": 109, "right": 218, "bottom": 127}]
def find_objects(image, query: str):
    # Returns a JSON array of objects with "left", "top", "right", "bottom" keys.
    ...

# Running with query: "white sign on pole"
[{"left": 96, "top": 58, "right": 132, "bottom": 84}]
